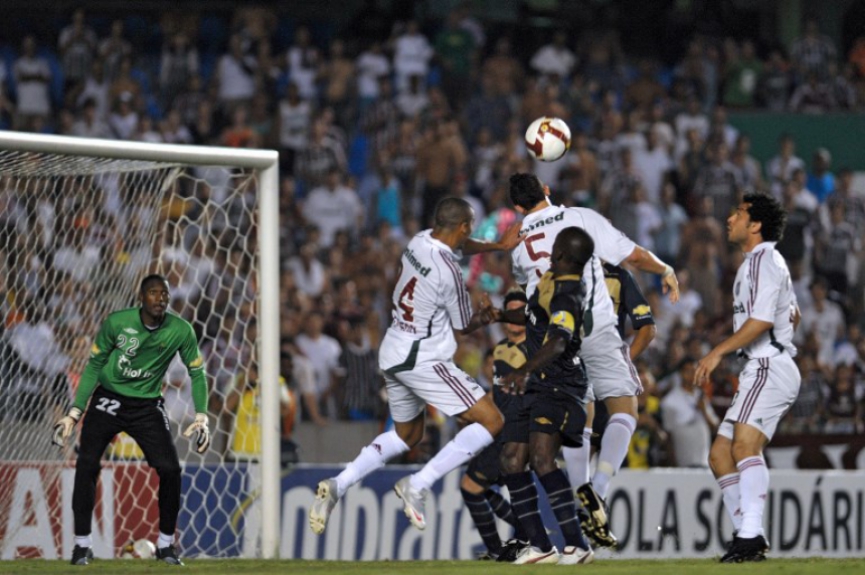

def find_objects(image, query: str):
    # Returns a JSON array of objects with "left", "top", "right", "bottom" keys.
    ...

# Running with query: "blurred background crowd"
[{"left": 1, "top": 0, "right": 865, "bottom": 468}]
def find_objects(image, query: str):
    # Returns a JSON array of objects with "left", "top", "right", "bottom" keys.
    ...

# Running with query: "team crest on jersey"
[{"left": 123, "top": 327, "right": 139, "bottom": 334}]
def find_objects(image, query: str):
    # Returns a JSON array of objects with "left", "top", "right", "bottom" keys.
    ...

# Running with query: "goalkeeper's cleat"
[
  {"left": 512, "top": 545, "right": 560, "bottom": 564},
  {"left": 576, "top": 482, "right": 618, "bottom": 548},
  {"left": 70, "top": 545, "right": 93, "bottom": 566},
  {"left": 309, "top": 478, "right": 340, "bottom": 535},
  {"left": 559, "top": 545, "right": 595, "bottom": 565},
  {"left": 394, "top": 476, "right": 427, "bottom": 530},
  {"left": 155, "top": 544, "right": 184, "bottom": 565}
]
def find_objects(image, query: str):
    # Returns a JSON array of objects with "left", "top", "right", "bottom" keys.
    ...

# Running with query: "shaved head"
[
  {"left": 552, "top": 227, "right": 594, "bottom": 272},
  {"left": 433, "top": 197, "right": 474, "bottom": 230}
]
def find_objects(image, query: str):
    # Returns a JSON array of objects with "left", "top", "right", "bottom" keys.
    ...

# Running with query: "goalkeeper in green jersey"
[{"left": 52, "top": 274, "right": 210, "bottom": 566}]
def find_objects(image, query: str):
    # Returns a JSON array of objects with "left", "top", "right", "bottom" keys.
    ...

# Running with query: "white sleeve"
[
  {"left": 578, "top": 208, "right": 637, "bottom": 265},
  {"left": 438, "top": 256, "right": 472, "bottom": 330},
  {"left": 749, "top": 255, "right": 782, "bottom": 323},
  {"left": 511, "top": 247, "right": 528, "bottom": 286}
]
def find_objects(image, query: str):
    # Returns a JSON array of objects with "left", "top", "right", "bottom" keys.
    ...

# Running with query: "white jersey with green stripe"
[
  {"left": 511, "top": 203, "right": 636, "bottom": 341},
  {"left": 379, "top": 230, "right": 472, "bottom": 371}
]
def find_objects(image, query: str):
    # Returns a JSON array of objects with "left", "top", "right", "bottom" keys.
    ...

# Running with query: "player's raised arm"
[
  {"left": 462, "top": 222, "right": 524, "bottom": 255},
  {"left": 623, "top": 245, "right": 679, "bottom": 303},
  {"left": 619, "top": 267, "right": 657, "bottom": 360},
  {"left": 53, "top": 317, "right": 114, "bottom": 447},
  {"left": 179, "top": 324, "right": 210, "bottom": 453}
]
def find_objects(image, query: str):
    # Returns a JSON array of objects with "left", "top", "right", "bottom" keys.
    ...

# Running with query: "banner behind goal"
[{"left": 0, "top": 133, "right": 280, "bottom": 559}]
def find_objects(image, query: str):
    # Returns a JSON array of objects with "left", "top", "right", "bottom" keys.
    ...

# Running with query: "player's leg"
[
  {"left": 562, "top": 399, "right": 594, "bottom": 489},
  {"left": 460, "top": 471, "right": 502, "bottom": 559},
  {"left": 124, "top": 397, "right": 184, "bottom": 565},
  {"left": 310, "top": 375, "right": 417, "bottom": 534},
  {"left": 709, "top": 432, "right": 742, "bottom": 535},
  {"left": 529, "top": 393, "right": 593, "bottom": 564},
  {"left": 71, "top": 392, "right": 124, "bottom": 564},
  {"left": 395, "top": 362, "right": 501, "bottom": 529}
]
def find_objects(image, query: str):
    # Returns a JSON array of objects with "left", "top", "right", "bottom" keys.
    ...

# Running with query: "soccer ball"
[
  {"left": 525, "top": 117, "right": 572, "bottom": 162},
  {"left": 120, "top": 539, "right": 156, "bottom": 559}
]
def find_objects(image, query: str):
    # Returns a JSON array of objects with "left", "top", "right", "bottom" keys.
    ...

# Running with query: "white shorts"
[
  {"left": 383, "top": 360, "right": 486, "bottom": 422},
  {"left": 718, "top": 355, "right": 801, "bottom": 441},
  {"left": 581, "top": 325, "right": 643, "bottom": 402}
]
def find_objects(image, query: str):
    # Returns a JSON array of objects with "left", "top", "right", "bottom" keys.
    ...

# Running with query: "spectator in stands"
[
  {"left": 160, "top": 32, "right": 200, "bottom": 111},
  {"left": 530, "top": 29, "right": 576, "bottom": 82},
  {"left": 108, "top": 93, "right": 139, "bottom": 140},
  {"left": 13, "top": 35, "right": 52, "bottom": 131},
  {"left": 286, "top": 26, "right": 320, "bottom": 101},
  {"left": 626, "top": 60, "right": 666, "bottom": 112},
  {"left": 815, "top": 202, "right": 860, "bottom": 296},
  {"left": 416, "top": 118, "right": 467, "bottom": 226},
  {"left": 355, "top": 41, "right": 390, "bottom": 112},
  {"left": 294, "top": 119, "right": 348, "bottom": 189},
  {"left": 661, "top": 358, "right": 718, "bottom": 467},
  {"left": 692, "top": 141, "right": 740, "bottom": 224},
  {"left": 216, "top": 34, "right": 257, "bottom": 113},
  {"left": 71, "top": 98, "right": 111, "bottom": 139},
  {"left": 393, "top": 20, "right": 434, "bottom": 93},
  {"left": 98, "top": 19, "right": 132, "bottom": 82},
  {"left": 674, "top": 97, "right": 709, "bottom": 158},
  {"left": 224, "top": 362, "right": 294, "bottom": 460},
  {"left": 790, "top": 16, "right": 836, "bottom": 80},
  {"left": 823, "top": 364, "right": 860, "bottom": 434},
  {"left": 824, "top": 168, "right": 865, "bottom": 230},
  {"left": 653, "top": 183, "right": 688, "bottom": 268},
  {"left": 807, "top": 148, "right": 835, "bottom": 203},
  {"left": 435, "top": 12, "right": 477, "bottom": 109},
  {"left": 295, "top": 311, "right": 343, "bottom": 425},
  {"left": 789, "top": 72, "right": 835, "bottom": 113},
  {"left": 759, "top": 49, "right": 792, "bottom": 111},
  {"left": 482, "top": 37, "right": 524, "bottom": 97},
  {"left": 730, "top": 134, "right": 764, "bottom": 192},
  {"left": 302, "top": 169, "right": 363, "bottom": 248},
  {"left": 766, "top": 133, "right": 805, "bottom": 198},
  {"left": 800, "top": 276, "right": 846, "bottom": 368},
  {"left": 59, "top": 8, "right": 97, "bottom": 94},
  {"left": 74, "top": 60, "right": 110, "bottom": 122},
  {"left": 723, "top": 39, "right": 761, "bottom": 108},
  {"left": 776, "top": 179, "right": 816, "bottom": 278},
  {"left": 340, "top": 316, "right": 383, "bottom": 420},
  {"left": 633, "top": 129, "right": 672, "bottom": 204},
  {"left": 321, "top": 39, "right": 355, "bottom": 129}
]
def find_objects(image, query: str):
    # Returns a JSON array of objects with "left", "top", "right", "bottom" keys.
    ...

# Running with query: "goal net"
[{"left": 0, "top": 133, "right": 281, "bottom": 560}]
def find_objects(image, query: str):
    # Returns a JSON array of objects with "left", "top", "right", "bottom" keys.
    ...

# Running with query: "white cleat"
[
  {"left": 309, "top": 478, "right": 339, "bottom": 535},
  {"left": 513, "top": 545, "right": 560, "bottom": 565},
  {"left": 559, "top": 546, "right": 594, "bottom": 565},
  {"left": 394, "top": 476, "right": 427, "bottom": 530}
]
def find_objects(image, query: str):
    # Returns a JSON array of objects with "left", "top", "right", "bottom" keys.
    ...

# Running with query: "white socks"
[
  {"left": 157, "top": 532, "right": 174, "bottom": 549},
  {"left": 716, "top": 473, "right": 743, "bottom": 531},
  {"left": 410, "top": 423, "right": 494, "bottom": 491},
  {"left": 75, "top": 535, "right": 92, "bottom": 548},
  {"left": 563, "top": 428, "right": 593, "bottom": 490},
  {"left": 593, "top": 414, "right": 636, "bottom": 498},
  {"left": 335, "top": 430, "right": 410, "bottom": 497},
  {"left": 737, "top": 456, "right": 768, "bottom": 538}
]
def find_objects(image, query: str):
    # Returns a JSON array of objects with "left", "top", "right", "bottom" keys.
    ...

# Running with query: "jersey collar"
[
  {"left": 744, "top": 241, "right": 776, "bottom": 258},
  {"left": 421, "top": 229, "right": 461, "bottom": 260},
  {"left": 524, "top": 203, "right": 558, "bottom": 223}
]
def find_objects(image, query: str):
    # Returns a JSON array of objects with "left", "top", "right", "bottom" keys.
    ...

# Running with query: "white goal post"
[{"left": 0, "top": 131, "right": 281, "bottom": 559}]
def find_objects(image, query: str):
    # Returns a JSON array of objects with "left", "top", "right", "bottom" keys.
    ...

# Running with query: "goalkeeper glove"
[
  {"left": 53, "top": 407, "right": 82, "bottom": 447},
  {"left": 183, "top": 413, "right": 210, "bottom": 454}
]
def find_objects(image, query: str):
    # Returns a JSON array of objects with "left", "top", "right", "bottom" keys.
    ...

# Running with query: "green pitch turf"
[{"left": 1, "top": 558, "right": 863, "bottom": 575}]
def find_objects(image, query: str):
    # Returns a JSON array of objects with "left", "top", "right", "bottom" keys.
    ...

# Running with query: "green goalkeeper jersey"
[{"left": 73, "top": 308, "right": 208, "bottom": 413}]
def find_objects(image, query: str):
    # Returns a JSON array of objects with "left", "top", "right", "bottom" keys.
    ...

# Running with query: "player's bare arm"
[
  {"left": 629, "top": 324, "right": 657, "bottom": 360},
  {"left": 462, "top": 222, "right": 524, "bottom": 255},
  {"left": 694, "top": 318, "right": 773, "bottom": 385},
  {"left": 500, "top": 331, "right": 567, "bottom": 395},
  {"left": 623, "top": 245, "right": 679, "bottom": 303}
]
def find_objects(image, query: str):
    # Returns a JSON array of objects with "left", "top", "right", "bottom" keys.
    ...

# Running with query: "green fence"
[{"left": 728, "top": 113, "right": 865, "bottom": 171}]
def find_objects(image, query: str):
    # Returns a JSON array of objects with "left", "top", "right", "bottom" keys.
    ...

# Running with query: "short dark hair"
[
  {"left": 509, "top": 173, "right": 546, "bottom": 210},
  {"left": 503, "top": 289, "right": 528, "bottom": 307},
  {"left": 140, "top": 274, "right": 168, "bottom": 292},
  {"left": 743, "top": 192, "right": 786, "bottom": 242},
  {"left": 554, "top": 226, "right": 595, "bottom": 268},
  {"left": 433, "top": 197, "right": 473, "bottom": 229}
]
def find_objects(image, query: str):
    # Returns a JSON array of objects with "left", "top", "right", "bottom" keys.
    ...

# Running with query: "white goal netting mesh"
[{"left": 0, "top": 149, "right": 267, "bottom": 559}]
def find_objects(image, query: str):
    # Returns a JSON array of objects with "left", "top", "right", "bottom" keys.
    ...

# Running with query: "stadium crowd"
[{"left": 1, "top": 4, "right": 864, "bottom": 467}]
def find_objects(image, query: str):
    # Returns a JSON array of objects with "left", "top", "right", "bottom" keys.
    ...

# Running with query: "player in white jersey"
[
  {"left": 695, "top": 193, "right": 800, "bottom": 563},
  {"left": 309, "top": 197, "right": 506, "bottom": 535},
  {"left": 507, "top": 173, "right": 680, "bottom": 545}
]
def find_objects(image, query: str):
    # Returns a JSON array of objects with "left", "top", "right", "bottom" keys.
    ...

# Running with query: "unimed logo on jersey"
[
  {"left": 403, "top": 249, "right": 432, "bottom": 277},
  {"left": 520, "top": 211, "right": 564, "bottom": 235}
]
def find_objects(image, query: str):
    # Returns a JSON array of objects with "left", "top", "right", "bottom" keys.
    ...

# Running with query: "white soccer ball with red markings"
[
  {"left": 525, "top": 117, "right": 572, "bottom": 162},
  {"left": 120, "top": 539, "right": 156, "bottom": 559}
]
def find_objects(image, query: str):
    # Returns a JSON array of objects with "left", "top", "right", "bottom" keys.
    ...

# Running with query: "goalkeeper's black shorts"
[{"left": 76, "top": 386, "right": 179, "bottom": 471}]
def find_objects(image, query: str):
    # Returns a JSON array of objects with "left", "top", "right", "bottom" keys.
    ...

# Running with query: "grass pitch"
[{"left": 1, "top": 558, "right": 863, "bottom": 575}]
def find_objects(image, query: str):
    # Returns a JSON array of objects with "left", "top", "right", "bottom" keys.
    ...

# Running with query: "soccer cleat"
[
  {"left": 394, "top": 476, "right": 427, "bottom": 530},
  {"left": 513, "top": 545, "right": 560, "bottom": 565},
  {"left": 475, "top": 550, "right": 498, "bottom": 560},
  {"left": 309, "top": 478, "right": 340, "bottom": 535},
  {"left": 720, "top": 535, "right": 769, "bottom": 563},
  {"left": 559, "top": 545, "right": 595, "bottom": 565},
  {"left": 155, "top": 544, "right": 184, "bottom": 566},
  {"left": 576, "top": 483, "right": 618, "bottom": 548},
  {"left": 70, "top": 545, "right": 93, "bottom": 566},
  {"left": 495, "top": 539, "right": 528, "bottom": 563}
]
